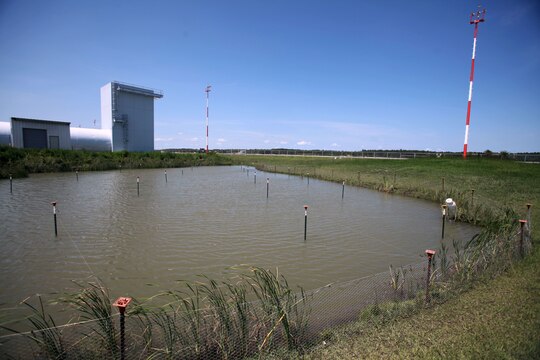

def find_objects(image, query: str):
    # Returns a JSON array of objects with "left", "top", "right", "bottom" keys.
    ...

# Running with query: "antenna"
[
  {"left": 205, "top": 85, "right": 212, "bottom": 154},
  {"left": 463, "top": 8, "right": 486, "bottom": 159}
]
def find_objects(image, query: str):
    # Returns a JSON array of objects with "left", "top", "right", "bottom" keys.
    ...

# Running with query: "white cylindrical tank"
[
  {"left": 70, "top": 128, "right": 111, "bottom": 151},
  {"left": 445, "top": 198, "right": 457, "bottom": 220},
  {"left": 0, "top": 122, "right": 11, "bottom": 146}
]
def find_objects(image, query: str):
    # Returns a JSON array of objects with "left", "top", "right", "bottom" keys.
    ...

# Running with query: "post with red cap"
[
  {"left": 519, "top": 220, "right": 527, "bottom": 257},
  {"left": 113, "top": 297, "right": 132, "bottom": 360},
  {"left": 303, "top": 205, "right": 309, "bottom": 241},
  {"left": 425, "top": 249, "right": 436, "bottom": 304},
  {"left": 51, "top": 201, "right": 58, "bottom": 237}
]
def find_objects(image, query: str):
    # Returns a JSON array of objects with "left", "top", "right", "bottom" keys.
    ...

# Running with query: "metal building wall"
[
  {"left": 0, "top": 122, "right": 11, "bottom": 146},
  {"left": 100, "top": 82, "right": 162, "bottom": 152},
  {"left": 70, "top": 128, "right": 111, "bottom": 151},
  {"left": 10, "top": 118, "right": 71, "bottom": 149}
]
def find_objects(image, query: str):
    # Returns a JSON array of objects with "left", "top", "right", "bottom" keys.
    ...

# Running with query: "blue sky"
[{"left": 0, "top": 1, "right": 539, "bottom": 152}]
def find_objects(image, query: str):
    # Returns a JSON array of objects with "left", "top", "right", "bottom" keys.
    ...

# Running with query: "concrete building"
[{"left": 0, "top": 81, "right": 163, "bottom": 152}]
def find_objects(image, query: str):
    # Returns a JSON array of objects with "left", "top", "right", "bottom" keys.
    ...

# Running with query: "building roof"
[{"left": 11, "top": 117, "right": 71, "bottom": 126}]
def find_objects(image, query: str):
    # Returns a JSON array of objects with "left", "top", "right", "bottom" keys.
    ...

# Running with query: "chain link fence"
[{"left": 0, "top": 214, "right": 532, "bottom": 359}]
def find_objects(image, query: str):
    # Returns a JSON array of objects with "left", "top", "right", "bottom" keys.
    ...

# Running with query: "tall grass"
[
  {"left": 1, "top": 296, "right": 66, "bottom": 359},
  {"left": 63, "top": 281, "right": 118, "bottom": 358}
]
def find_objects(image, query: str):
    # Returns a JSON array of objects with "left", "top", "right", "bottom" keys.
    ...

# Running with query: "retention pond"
[{"left": 0, "top": 166, "right": 478, "bottom": 318}]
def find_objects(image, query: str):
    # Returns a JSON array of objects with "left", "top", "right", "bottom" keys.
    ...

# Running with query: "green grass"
[
  {"left": 0, "top": 146, "right": 232, "bottom": 178},
  {"left": 226, "top": 155, "right": 540, "bottom": 359}
]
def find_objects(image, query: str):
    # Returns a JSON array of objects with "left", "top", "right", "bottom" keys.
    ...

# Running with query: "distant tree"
[
  {"left": 483, "top": 149, "right": 493, "bottom": 157},
  {"left": 499, "top": 150, "right": 510, "bottom": 160}
]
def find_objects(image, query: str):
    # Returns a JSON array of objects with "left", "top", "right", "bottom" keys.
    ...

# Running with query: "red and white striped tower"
[
  {"left": 205, "top": 85, "right": 212, "bottom": 154},
  {"left": 463, "top": 9, "right": 486, "bottom": 159}
]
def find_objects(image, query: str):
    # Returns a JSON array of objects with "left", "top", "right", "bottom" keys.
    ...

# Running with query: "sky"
[{"left": 0, "top": 1, "right": 539, "bottom": 152}]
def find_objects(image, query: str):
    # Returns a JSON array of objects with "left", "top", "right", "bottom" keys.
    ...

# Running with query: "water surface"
[{"left": 0, "top": 166, "right": 478, "bottom": 314}]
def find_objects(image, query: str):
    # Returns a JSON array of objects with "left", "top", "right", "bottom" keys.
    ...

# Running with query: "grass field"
[{"left": 227, "top": 155, "right": 540, "bottom": 359}]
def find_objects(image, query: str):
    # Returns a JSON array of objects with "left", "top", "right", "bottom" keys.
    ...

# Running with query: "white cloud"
[
  {"left": 155, "top": 137, "right": 174, "bottom": 142},
  {"left": 217, "top": 138, "right": 226, "bottom": 144},
  {"left": 297, "top": 140, "right": 311, "bottom": 146},
  {"left": 279, "top": 141, "right": 288, "bottom": 145},
  {"left": 331, "top": 143, "right": 339, "bottom": 147}
]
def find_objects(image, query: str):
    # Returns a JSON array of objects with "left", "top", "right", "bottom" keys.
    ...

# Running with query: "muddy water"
[{"left": 0, "top": 166, "right": 478, "bottom": 317}]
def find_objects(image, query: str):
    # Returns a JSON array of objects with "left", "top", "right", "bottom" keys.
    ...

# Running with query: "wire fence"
[{"left": 0, "top": 215, "right": 533, "bottom": 359}]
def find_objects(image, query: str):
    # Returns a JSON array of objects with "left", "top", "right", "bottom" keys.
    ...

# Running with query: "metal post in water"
[
  {"left": 137, "top": 176, "right": 140, "bottom": 197},
  {"left": 342, "top": 181, "right": 345, "bottom": 199},
  {"left": 9, "top": 174, "right": 12, "bottom": 194},
  {"left": 266, "top": 178, "right": 269, "bottom": 198},
  {"left": 307, "top": 173, "right": 310, "bottom": 185},
  {"left": 304, "top": 205, "right": 308, "bottom": 240},
  {"left": 471, "top": 189, "right": 475, "bottom": 207},
  {"left": 247, "top": 169, "right": 249, "bottom": 177},
  {"left": 441, "top": 205, "right": 447, "bottom": 239},
  {"left": 76, "top": 170, "right": 79, "bottom": 182},
  {"left": 113, "top": 297, "right": 132, "bottom": 360},
  {"left": 182, "top": 169, "right": 184, "bottom": 175},
  {"left": 254, "top": 172, "right": 257, "bottom": 184},
  {"left": 51, "top": 201, "right": 58, "bottom": 237},
  {"left": 425, "top": 249, "right": 436, "bottom": 304},
  {"left": 165, "top": 170, "right": 168, "bottom": 183},
  {"left": 519, "top": 220, "right": 527, "bottom": 257}
]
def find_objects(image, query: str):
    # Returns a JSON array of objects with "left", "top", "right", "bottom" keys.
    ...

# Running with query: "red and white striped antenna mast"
[
  {"left": 463, "top": 7, "right": 486, "bottom": 159},
  {"left": 205, "top": 85, "right": 212, "bottom": 154}
]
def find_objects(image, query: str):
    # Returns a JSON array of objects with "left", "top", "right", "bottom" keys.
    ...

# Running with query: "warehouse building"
[{"left": 0, "top": 81, "right": 163, "bottom": 152}]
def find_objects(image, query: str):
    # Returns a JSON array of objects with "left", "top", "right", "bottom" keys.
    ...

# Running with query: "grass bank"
[
  {"left": 0, "top": 146, "right": 232, "bottom": 178},
  {"left": 226, "top": 155, "right": 540, "bottom": 359}
]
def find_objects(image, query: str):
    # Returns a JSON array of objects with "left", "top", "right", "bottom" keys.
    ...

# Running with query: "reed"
[
  {"left": 63, "top": 281, "right": 118, "bottom": 358},
  {"left": 1, "top": 296, "right": 66, "bottom": 359}
]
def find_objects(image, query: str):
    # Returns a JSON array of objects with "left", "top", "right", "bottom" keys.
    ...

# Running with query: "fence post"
[
  {"left": 526, "top": 203, "right": 532, "bottom": 231},
  {"left": 113, "top": 297, "right": 132, "bottom": 360},
  {"left": 441, "top": 177, "right": 445, "bottom": 192},
  {"left": 425, "top": 249, "right": 436, "bottom": 304},
  {"left": 519, "top": 220, "right": 527, "bottom": 257}
]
